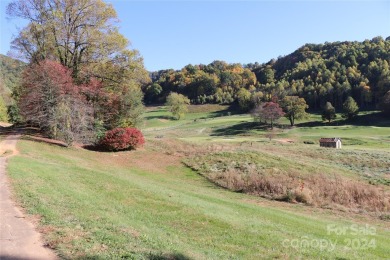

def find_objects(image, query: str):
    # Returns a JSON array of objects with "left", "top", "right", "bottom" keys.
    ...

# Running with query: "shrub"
[{"left": 100, "top": 127, "right": 145, "bottom": 151}]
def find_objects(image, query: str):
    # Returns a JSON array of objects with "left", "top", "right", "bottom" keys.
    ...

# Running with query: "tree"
[
  {"left": 7, "top": 0, "right": 149, "bottom": 131},
  {"left": 251, "top": 102, "right": 284, "bottom": 128},
  {"left": 280, "top": 96, "right": 308, "bottom": 126},
  {"left": 322, "top": 102, "right": 336, "bottom": 123},
  {"left": 0, "top": 97, "right": 9, "bottom": 122},
  {"left": 7, "top": 104, "right": 21, "bottom": 124},
  {"left": 165, "top": 92, "right": 190, "bottom": 120},
  {"left": 342, "top": 96, "right": 359, "bottom": 120},
  {"left": 236, "top": 88, "right": 252, "bottom": 112},
  {"left": 144, "top": 83, "right": 162, "bottom": 103},
  {"left": 7, "top": 0, "right": 145, "bottom": 81},
  {"left": 19, "top": 60, "right": 94, "bottom": 145},
  {"left": 117, "top": 86, "right": 145, "bottom": 128}
]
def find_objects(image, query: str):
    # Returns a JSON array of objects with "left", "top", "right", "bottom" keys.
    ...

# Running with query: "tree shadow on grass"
[
  {"left": 206, "top": 108, "right": 232, "bottom": 118},
  {"left": 296, "top": 111, "right": 390, "bottom": 128},
  {"left": 211, "top": 122, "right": 268, "bottom": 136},
  {"left": 348, "top": 111, "right": 390, "bottom": 127},
  {"left": 144, "top": 115, "right": 173, "bottom": 121},
  {"left": 146, "top": 252, "right": 193, "bottom": 260}
]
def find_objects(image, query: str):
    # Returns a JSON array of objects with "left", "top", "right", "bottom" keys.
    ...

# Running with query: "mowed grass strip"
[{"left": 7, "top": 139, "right": 390, "bottom": 259}]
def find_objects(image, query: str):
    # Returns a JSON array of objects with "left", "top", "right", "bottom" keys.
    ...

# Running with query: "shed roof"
[{"left": 319, "top": 138, "right": 341, "bottom": 143}]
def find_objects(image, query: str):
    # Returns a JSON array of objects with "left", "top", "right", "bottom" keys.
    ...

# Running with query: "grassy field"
[
  {"left": 142, "top": 107, "right": 390, "bottom": 149},
  {"left": 6, "top": 106, "right": 390, "bottom": 259}
]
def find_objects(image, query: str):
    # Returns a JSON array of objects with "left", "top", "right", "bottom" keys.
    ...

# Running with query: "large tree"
[
  {"left": 252, "top": 102, "right": 284, "bottom": 129},
  {"left": 7, "top": 0, "right": 146, "bottom": 81},
  {"left": 7, "top": 0, "right": 149, "bottom": 129},
  {"left": 19, "top": 60, "right": 94, "bottom": 145},
  {"left": 280, "top": 96, "right": 308, "bottom": 126}
]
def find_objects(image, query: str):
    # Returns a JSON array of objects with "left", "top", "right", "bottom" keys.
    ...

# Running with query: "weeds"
[{"left": 184, "top": 151, "right": 390, "bottom": 212}]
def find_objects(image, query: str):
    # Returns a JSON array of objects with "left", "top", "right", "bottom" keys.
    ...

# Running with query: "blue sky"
[{"left": 1, "top": 1, "right": 390, "bottom": 71}]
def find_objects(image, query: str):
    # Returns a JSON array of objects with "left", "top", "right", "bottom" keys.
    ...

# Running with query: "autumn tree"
[
  {"left": 7, "top": 0, "right": 149, "bottom": 130},
  {"left": 322, "top": 102, "right": 336, "bottom": 123},
  {"left": 7, "top": 0, "right": 145, "bottom": 80},
  {"left": 19, "top": 60, "right": 94, "bottom": 145},
  {"left": 251, "top": 102, "right": 284, "bottom": 129},
  {"left": 165, "top": 92, "right": 190, "bottom": 120},
  {"left": 280, "top": 96, "right": 308, "bottom": 126},
  {"left": 342, "top": 96, "right": 359, "bottom": 120}
]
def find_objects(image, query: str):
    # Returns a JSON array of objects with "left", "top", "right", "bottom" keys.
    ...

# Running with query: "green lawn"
[
  {"left": 7, "top": 139, "right": 390, "bottom": 259},
  {"left": 143, "top": 107, "right": 390, "bottom": 149},
  {"left": 6, "top": 106, "right": 390, "bottom": 259}
]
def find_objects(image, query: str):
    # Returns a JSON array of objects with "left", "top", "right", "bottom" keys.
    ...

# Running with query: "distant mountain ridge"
[
  {"left": 148, "top": 36, "right": 390, "bottom": 111},
  {"left": 2, "top": 36, "right": 390, "bottom": 112},
  {"left": 250, "top": 36, "right": 390, "bottom": 109}
]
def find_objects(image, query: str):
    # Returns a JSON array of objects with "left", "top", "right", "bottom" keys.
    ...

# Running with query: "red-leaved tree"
[
  {"left": 251, "top": 102, "right": 285, "bottom": 128},
  {"left": 19, "top": 60, "right": 94, "bottom": 145},
  {"left": 99, "top": 127, "right": 145, "bottom": 151}
]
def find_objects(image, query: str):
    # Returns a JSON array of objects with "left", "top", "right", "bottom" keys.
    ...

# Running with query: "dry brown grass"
[
  {"left": 195, "top": 166, "right": 390, "bottom": 212},
  {"left": 178, "top": 139, "right": 390, "bottom": 213}
]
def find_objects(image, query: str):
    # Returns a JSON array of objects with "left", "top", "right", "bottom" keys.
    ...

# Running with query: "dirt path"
[{"left": 0, "top": 134, "right": 58, "bottom": 260}]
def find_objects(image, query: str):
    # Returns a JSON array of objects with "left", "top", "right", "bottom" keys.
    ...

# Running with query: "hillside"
[
  {"left": 252, "top": 36, "right": 390, "bottom": 110},
  {"left": 0, "top": 54, "right": 25, "bottom": 104},
  {"left": 146, "top": 37, "right": 390, "bottom": 113},
  {"left": 5, "top": 106, "right": 390, "bottom": 259}
]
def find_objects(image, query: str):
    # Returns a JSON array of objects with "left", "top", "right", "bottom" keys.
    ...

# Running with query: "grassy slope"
[
  {"left": 6, "top": 106, "right": 390, "bottom": 259},
  {"left": 7, "top": 139, "right": 390, "bottom": 259}
]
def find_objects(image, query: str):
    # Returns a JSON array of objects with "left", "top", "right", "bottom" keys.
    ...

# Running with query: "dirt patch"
[
  {"left": 275, "top": 138, "right": 295, "bottom": 143},
  {"left": 109, "top": 148, "right": 182, "bottom": 174}
]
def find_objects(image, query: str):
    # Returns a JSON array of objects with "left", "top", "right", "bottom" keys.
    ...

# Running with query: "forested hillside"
[
  {"left": 2, "top": 37, "right": 390, "bottom": 113},
  {"left": 146, "top": 36, "right": 390, "bottom": 112},
  {"left": 0, "top": 54, "right": 25, "bottom": 104}
]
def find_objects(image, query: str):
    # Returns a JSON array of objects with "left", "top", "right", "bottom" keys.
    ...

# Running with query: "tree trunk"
[{"left": 289, "top": 116, "right": 294, "bottom": 126}]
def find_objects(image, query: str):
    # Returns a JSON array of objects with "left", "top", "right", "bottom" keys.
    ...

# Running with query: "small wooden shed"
[{"left": 319, "top": 138, "right": 342, "bottom": 149}]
